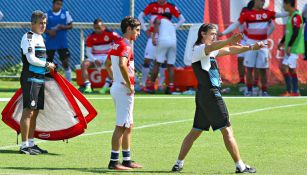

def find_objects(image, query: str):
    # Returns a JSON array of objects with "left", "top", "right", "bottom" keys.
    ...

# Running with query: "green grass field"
[{"left": 0, "top": 80, "right": 306, "bottom": 175}]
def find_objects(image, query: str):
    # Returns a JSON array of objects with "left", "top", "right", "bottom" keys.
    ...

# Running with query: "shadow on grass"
[
  {"left": 0, "top": 166, "right": 205, "bottom": 174},
  {"left": 0, "top": 149, "right": 61, "bottom": 156},
  {"left": 0, "top": 88, "right": 18, "bottom": 93}
]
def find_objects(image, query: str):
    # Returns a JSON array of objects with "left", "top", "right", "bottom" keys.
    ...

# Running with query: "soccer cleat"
[
  {"left": 99, "top": 87, "right": 109, "bottom": 94},
  {"left": 19, "top": 147, "right": 39, "bottom": 155},
  {"left": 108, "top": 161, "right": 132, "bottom": 170},
  {"left": 244, "top": 91, "right": 252, "bottom": 96},
  {"left": 280, "top": 91, "right": 291, "bottom": 96},
  {"left": 290, "top": 92, "right": 301, "bottom": 96},
  {"left": 31, "top": 145, "right": 48, "bottom": 154},
  {"left": 171, "top": 164, "right": 183, "bottom": 172},
  {"left": 261, "top": 91, "right": 270, "bottom": 96},
  {"left": 235, "top": 164, "right": 256, "bottom": 173},
  {"left": 84, "top": 86, "right": 93, "bottom": 93},
  {"left": 122, "top": 160, "right": 143, "bottom": 168}
]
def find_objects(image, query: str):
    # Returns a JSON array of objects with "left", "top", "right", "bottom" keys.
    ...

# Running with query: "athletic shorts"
[
  {"left": 47, "top": 48, "right": 70, "bottom": 62},
  {"left": 110, "top": 83, "right": 134, "bottom": 128},
  {"left": 193, "top": 86, "right": 231, "bottom": 131},
  {"left": 144, "top": 38, "right": 157, "bottom": 60},
  {"left": 282, "top": 53, "right": 299, "bottom": 69},
  {"left": 244, "top": 39, "right": 269, "bottom": 68},
  {"left": 85, "top": 54, "right": 108, "bottom": 67},
  {"left": 156, "top": 39, "right": 176, "bottom": 65},
  {"left": 20, "top": 77, "right": 45, "bottom": 110}
]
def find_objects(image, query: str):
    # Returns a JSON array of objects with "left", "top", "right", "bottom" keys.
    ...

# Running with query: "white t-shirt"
[
  {"left": 158, "top": 18, "right": 176, "bottom": 41},
  {"left": 191, "top": 44, "right": 219, "bottom": 71}
]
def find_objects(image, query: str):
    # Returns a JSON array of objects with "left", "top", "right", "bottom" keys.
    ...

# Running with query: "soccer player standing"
[
  {"left": 20, "top": 10, "right": 56, "bottom": 155},
  {"left": 80, "top": 18, "right": 120, "bottom": 94},
  {"left": 238, "top": 0, "right": 288, "bottom": 96},
  {"left": 104, "top": 16, "right": 142, "bottom": 170},
  {"left": 138, "top": 0, "right": 185, "bottom": 91},
  {"left": 171, "top": 24, "right": 263, "bottom": 173},
  {"left": 278, "top": 0, "right": 304, "bottom": 96},
  {"left": 45, "top": 0, "right": 73, "bottom": 82}
]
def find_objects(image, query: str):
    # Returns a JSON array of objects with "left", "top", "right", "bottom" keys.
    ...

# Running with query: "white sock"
[
  {"left": 21, "top": 141, "right": 28, "bottom": 149},
  {"left": 84, "top": 80, "right": 91, "bottom": 88},
  {"left": 28, "top": 138, "right": 35, "bottom": 147},
  {"left": 65, "top": 68, "right": 72, "bottom": 82},
  {"left": 159, "top": 68, "right": 166, "bottom": 86},
  {"left": 103, "top": 77, "right": 112, "bottom": 88},
  {"left": 176, "top": 160, "right": 184, "bottom": 167},
  {"left": 236, "top": 160, "right": 246, "bottom": 171},
  {"left": 142, "top": 67, "right": 150, "bottom": 86}
]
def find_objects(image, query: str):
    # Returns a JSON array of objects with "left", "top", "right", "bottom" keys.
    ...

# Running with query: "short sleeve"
[
  {"left": 292, "top": 14, "right": 302, "bottom": 28},
  {"left": 20, "top": 34, "right": 34, "bottom": 55},
  {"left": 66, "top": 11, "right": 73, "bottom": 24},
  {"left": 170, "top": 4, "right": 181, "bottom": 18},
  {"left": 192, "top": 44, "right": 207, "bottom": 60},
  {"left": 143, "top": 4, "right": 153, "bottom": 16},
  {"left": 268, "top": 10, "right": 276, "bottom": 20},
  {"left": 238, "top": 12, "right": 246, "bottom": 24},
  {"left": 85, "top": 35, "right": 93, "bottom": 47},
  {"left": 111, "top": 32, "right": 120, "bottom": 41}
]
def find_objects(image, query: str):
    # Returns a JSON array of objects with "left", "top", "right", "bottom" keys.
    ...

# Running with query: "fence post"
[{"left": 80, "top": 29, "right": 85, "bottom": 63}]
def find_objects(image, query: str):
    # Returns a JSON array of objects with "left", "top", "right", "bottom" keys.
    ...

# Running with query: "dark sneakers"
[
  {"left": 31, "top": 145, "right": 48, "bottom": 154},
  {"left": 19, "top": 147, "right": 39, "bottom": 155},
  {"left": 235, "top": 165, "right": 256, "bottom": 173},
  {"left": 122, "top": 160, "right": 143, "bottom": 168},
  {"left": 108, "top": 161, "right": 132, "bottom": 170},
  {"left": 171, "top": 164, "right": 183, "bottom": 172}
]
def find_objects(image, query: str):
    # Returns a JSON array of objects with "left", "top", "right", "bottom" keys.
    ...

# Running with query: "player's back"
[{"left": 158, "top": 17, "right": 176, "bottom": 41}]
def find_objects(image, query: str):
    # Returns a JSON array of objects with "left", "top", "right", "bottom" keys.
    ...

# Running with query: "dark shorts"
[
  {"left": 193, "top": 86, "right": 230, "bottom": 131},
  {"left": 20, "top": 77, "right": 45, "bottom": 110},
  {"left": 47, "top": 48, "right": 70, "bottom": 62}
]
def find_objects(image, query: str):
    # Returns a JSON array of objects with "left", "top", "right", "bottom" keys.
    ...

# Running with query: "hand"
[
  {"left": 48, "top": 30, "right": 57, "bottom": 37},
  {"left": 229, "top": 33, "right": 243, "bottom": 45},
  {"left": 152, "top": 37, "right": 157, "bottom": 46},
  {"left": 123, "top": 83, "right": 134, "bottom": 95},
  {"left": 47, "top": 62, "right": 56, "bottom": 71},
  {"left": 277, "top": 42, "right": 283, "bottom": 50},
  {"left": 251, "top": 42, "right": 265, "bottom": 50},
  {"left": 94, "top": 60, "right": 102, "bottom": 67},
  {"left": 57, "top": 25, "right": 66, "bottom": 30},
  {"left": 286, "top": 47, "right": 291, "bottom": 56}
]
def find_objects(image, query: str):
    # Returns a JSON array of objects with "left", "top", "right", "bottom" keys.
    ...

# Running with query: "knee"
[{"left": 221, "top": 127, "right": 234, "bottom": 139}]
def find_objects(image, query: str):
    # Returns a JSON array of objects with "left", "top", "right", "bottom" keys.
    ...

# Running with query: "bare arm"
[
  {"left": 152, "top": 18, "right": 161, "bottom": 46},
  {"left": 138, "top": 12, "right": 147, "bottom": 31},
  {"left": 204, "top": 33, "right": 243, "bottom": 55},
  {"left": 104, "top": 59, "right": 113, "bottom": 80},
  {"left": 175, "top": 14, "right": 186, "bottom": 29},
  {"left": 217, "top": 42, "right": 264, "bottom": 57}
]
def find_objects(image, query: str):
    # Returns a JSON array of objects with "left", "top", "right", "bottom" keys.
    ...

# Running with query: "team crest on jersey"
[
  {"left": 104, "top": 36, "right": 109, "bottom": 41},
  {"left": 61, "top": 13, "right": 65, "bottom": 19},
  {"left": 262, "top": 13, "right": 267, "bottom": 19}
]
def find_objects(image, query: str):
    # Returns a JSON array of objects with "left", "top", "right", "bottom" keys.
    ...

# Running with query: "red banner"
[{"left": 204, "top": 0, "right": 307, "bottom": 85}]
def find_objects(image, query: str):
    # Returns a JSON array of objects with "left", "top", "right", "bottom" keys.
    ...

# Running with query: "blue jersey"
[{"left": 45, "top": 9, "right": 72, "bottom": 50}]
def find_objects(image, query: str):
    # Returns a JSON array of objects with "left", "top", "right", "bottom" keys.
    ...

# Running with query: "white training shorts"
[
  {"left": 144, "top": 38, "right": 157, "bottom": 60},
  {"left": 86, "top": 54, "right": 108, "bottom": 67},
  {"left": 282, "top": 53, "right": 299, "bottom": 69},
  {"left": 156, "top": 39, "right": 177, "bottom": 65},
  {"left": 244, "top": 39, "right": 269, "bottom": 68},
  {"left": 110, "top": 83, "right": 134, "bottom": 128}
]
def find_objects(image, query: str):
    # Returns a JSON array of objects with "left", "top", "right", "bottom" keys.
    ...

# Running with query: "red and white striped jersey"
[
  {"left": 86, "top": 29, "right": 120, "bottom": 55},
  {"left": 238, "top": 9, "right": 276, "bottom": 40},
  {"left": 143, "top": 1, "right": 181, "bottom": 32},
  {"left": 108, "top": 38, "right": 134, "bottom": 84}
]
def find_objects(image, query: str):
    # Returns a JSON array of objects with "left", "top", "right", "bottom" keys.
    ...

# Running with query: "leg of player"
[
  {"left": 20, "top": 109, "right": 39, "bottom": 155},
  {"left": 245, "top": 67, "right": 254, "bottom": 96},
  {"left": 237, "top": 56, "right": 245, "bottom": 84},
  {"left": 252, "top": 69, "right": 259, "bottom": 96},
  {"left": 81, "top": 60, "right": 93, "bottom": 93},
  {"left": 280, "top": 63, "right": 291, "bottom": 96},
  {"left": 141, "top": 58, "right": 151, "bottom": 90},
  {"left": 289, "top": 68, "right": 300, "bottom": 96},
  {"left": 158, "top": 62, "right": 167, "bottom": 90},
  {"left": 166, "top": 64, "right": 175, "bottom": 94},
  {"left": 146, "top": 61, "right": 161, "bottom": 93},
  {"left": 220, "top": 126, "right": 256, "bottom": 173},
  {"left": 108, "top": 126, "right": 132, "bottom": 170},
  {"left": 59, "top": 49, "right": 72, "bottom": 82},
  {"left": 258, "top": 68, "right": 268, "bottom": 96},
  {"left": 121, "top": 124, "right": 142, "bottom": 168},
  {"left": 172, "top": 129, "right": 202, "bottom": 172}
]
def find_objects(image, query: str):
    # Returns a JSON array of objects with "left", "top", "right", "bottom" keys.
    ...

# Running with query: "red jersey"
[
  {"left": 86, "top": 29, "right": 120, "bottom": 55},
  {"left": 238, "top": 9, "right": 276, "bottom": 40},
  {"left": 143, "top": 1, "right": 181, "bottom": 32},
  {"left": 108, "top": 38, "right": 134, "bottom": 84}
]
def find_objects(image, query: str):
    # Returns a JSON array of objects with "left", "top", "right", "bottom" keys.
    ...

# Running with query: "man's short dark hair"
[
  {"left": 94, "top": 18, "right": 103, "bottom": 25},
  {"left": 283, "top": 0, "right": 295, "bottom": 7},
  {"left": 120, "top": 16, "right": 141, "bottom": 34},
  {"left": 53, "top": 0, "right": 63, "bottom": 4},
  {"left": 31, "top": 10, "right": 46, "bottom": 24}
]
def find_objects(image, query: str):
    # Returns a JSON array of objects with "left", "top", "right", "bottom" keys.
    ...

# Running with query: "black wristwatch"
[{"left": 45, "top": 62, "right": 49, "bottom": 68}]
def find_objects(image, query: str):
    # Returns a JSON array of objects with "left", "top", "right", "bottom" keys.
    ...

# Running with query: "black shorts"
[
  {"left": 20, "top": 77, "right": 45, "bottom": 110},
  {"left": 47, "top": 48, "right": 70, "bottom": 62},
  {"left": 193, "top": 86, "right": 230, "bottom": 131}
]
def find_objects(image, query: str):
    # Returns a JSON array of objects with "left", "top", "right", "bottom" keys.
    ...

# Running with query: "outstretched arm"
[
  {"left": 204, "top": 33, "right": 243, "bottom": 55},
  {"left": 217, "top": 42, "right": 264, "bottom": 57}
]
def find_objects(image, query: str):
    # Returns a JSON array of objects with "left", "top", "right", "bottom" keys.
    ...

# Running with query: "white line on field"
[
  {"left": 0, "top": 102, "right": 306, "bottom": 150},
  {"left": 1, "top": 96, "right": 307, "bottom": 102}
]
